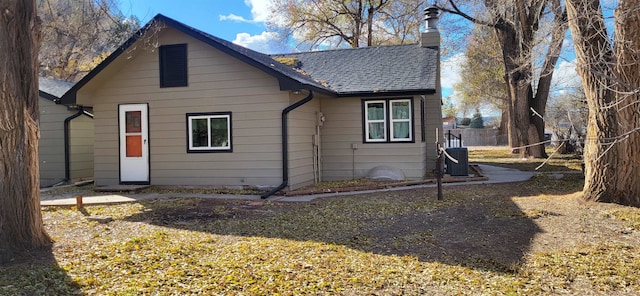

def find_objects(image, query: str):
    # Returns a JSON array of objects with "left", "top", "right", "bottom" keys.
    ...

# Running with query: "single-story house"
[
  {"left": 39, "top": 77, "right": 94, "bottom": 187},
  {"left": 60, "top": 10, "right": 443, "bottom": 198}
]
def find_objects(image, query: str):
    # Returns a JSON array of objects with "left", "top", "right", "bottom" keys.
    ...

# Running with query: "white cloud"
[
  {"left": 218, "top": 0, "right": 273, "bottom": 24},
  {"left": 441, "top": 53, "right": 465, "bottom": 89},
  {"left": 219, "top": 13, "right": 251, "bottom": 23},
  {"left": 233, "top": 31, "right": 281, "bottom": 54},
  {"left": 244, "top": 0, "right": 272, "bottom": 23},
  {"left": 551, "top": 60, "right": 581, "bottom": 93}
]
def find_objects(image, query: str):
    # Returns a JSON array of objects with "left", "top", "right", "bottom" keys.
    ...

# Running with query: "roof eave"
[
  {"left": 276, "top": 77, "right": 335, "bottom": 96},
  {"left": 334, "top": 89, "right": 436, "bottom": 98},
  {"left": 39, "top": 90, "right": 59, "bottom": 102},
  {"left": 59, "top": 15, "right": 163, "bottom": 106}
]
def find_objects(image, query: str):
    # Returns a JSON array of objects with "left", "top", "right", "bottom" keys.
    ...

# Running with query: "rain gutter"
[
  {"left": 63, "top": 106, "right": 94, "bottom": 182},
  {"left": 261, "top": 90, "right": 314, "bottom": 199}
]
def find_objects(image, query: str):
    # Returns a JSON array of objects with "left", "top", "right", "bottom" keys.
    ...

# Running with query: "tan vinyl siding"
[
  {"left": 78, "top": 27, "right": 290, "bottom": 188},
  {"left": 426, "top": 52, "right": 444, "bottom": 175},
  {"left": 38, "top": 97, "right": 68, "bottom": 186},
  {"left": 38, "top": 97, "right": 94, "bottom": 186},
  {"left": 320, "top": 95, "right": 437, "bottom": 181},
  {"left": 287, "top": 95, "right": 320, "bottom": 189},
  {"left": 423, "top": 94, "right": 442, "bottom": 174},
  {"left": 69, "top": 115, "right": 94, "bottom": 180}
]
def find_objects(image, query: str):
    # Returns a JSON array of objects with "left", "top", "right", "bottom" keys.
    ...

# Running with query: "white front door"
[{"left": 119, "top": 104, "right": 149, "bottom": 183}]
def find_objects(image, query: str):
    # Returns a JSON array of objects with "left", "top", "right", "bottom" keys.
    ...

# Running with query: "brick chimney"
[{"left": 421, "top": 6, "right": 440, "bottom": 48}]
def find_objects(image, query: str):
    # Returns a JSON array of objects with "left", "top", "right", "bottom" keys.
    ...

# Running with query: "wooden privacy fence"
[{"left": 445, "top": 128, "right": 501, "bottom": 147}]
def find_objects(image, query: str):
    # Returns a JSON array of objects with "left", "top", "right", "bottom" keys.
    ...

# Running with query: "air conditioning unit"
[{"left": 445, "top": 147, "right": 469, "bottom": 176}]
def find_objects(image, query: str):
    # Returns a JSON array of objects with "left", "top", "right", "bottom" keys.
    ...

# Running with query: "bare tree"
[
  {"left": 269, "top": 0, "right": 423, "bottom": 48},
  {"left": 0, "top": 0, "right": 51, "bottom": 263},
  {"left": 374, "top": 0, "right": 424, "bottom": 44},
  {"left": 436, "top": 0, "right": 568, "bottom": 158},
  {"left": 454, "top": 24, "right": 509, "bottom": 136},
  {"left": 37, "top": 0, "right": 139, "bottom": 81},
  {"left": 566, "top": 0, "right": 640, "bottom": 206}
]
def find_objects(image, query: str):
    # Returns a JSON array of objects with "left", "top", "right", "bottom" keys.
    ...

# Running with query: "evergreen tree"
[{"left": 469, "top": 111, "right": 484, "bottom": 128}]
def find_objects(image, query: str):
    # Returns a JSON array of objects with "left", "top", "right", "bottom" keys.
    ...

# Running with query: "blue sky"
[{"left": 117, "top": 0, "right": 278, "bottom": 53}]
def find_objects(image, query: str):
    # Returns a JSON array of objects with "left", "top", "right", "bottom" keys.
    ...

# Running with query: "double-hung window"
[
  {"left": 186, "top": 112, "right": 232, "bottom": 152},
  {"left": 365, "top": 100, "right": 387, "bottom": 142},
  {"left": 363, "top": 99, "right": 413, "bottom": 143}
]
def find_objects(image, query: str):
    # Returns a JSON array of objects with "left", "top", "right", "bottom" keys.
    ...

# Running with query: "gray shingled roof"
[
  {"left": 274, "top": 44, "right": 438, "bottom": 95},
  {"left": 39, "top": 77, "right": 73, "bottom": 99}
]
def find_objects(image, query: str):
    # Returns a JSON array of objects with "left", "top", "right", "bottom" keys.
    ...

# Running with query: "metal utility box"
[{"left": 445, "top": 147, "right": 469, "bottom": 176}]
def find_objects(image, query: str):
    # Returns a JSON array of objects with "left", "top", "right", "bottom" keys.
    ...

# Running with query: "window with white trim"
[
  {"left": 363, "top": 99, "right": 413, "bottom": 143},
  {"left": 186, "top": 112, "right": 232, "bottom": 152}
]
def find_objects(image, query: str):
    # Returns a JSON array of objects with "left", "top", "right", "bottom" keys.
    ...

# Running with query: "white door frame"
[{"left": 118, "top": 103, "right": 150, "bottom": 184}]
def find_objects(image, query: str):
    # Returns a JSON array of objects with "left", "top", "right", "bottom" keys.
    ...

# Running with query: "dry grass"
[
  {"left": 468, "top": 146, "right": 584, "bottom": 171},
  {"left": 4, "top": 148, "right": 640, "bottom": 295}
]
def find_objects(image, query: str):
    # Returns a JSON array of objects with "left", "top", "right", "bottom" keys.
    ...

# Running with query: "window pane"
[
  {"left": 391, "top": 101, "right": 410, "bottom": 119},
  {"left": 191, "top": 118, "right": 208, "bottom": 147},
  {"left": 368, "top": 122, "right": 385, "bottom": 140},
  {"left": 393, "top": 122, "right": 410, "bottom": 139},
  {"left": 367, "top": 103, "right": 385, "bottom": 120},
  {"left": 125, "top": 111, "right": 141, "bottom": 133},
  {"left": 210, "top": 117, "right": 229, "bottom": 147}
]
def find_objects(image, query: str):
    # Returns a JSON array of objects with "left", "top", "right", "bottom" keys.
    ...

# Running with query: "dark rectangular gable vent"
[{"left": 159, "top": 44, "right": 188, "bottom": 87}]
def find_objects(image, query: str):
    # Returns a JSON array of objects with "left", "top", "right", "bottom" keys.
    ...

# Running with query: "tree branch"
[{"left": 435, "top": 0, "right": 498, "bottom": 28}]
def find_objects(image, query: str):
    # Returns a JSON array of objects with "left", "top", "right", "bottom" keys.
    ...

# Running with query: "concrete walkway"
[
  {"left": 473, "top": 164, "right": 536, "bottom": 184},
  {"left": 40, "top": 164, "right": 537, "bottom": 206},
  {"left": 272, "top": 164, "right": 536, "bottom": 202}
]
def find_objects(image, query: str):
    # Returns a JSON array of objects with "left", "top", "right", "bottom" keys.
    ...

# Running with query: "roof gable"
[
  {"left": 60, "top": 14, "right": 438, "bottom": 105},
  {"left": 60, "top": 14, "right": 333, "bottom": 105}
]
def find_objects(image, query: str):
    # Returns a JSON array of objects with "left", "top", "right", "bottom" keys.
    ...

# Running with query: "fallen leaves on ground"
[
  {"left": 5, "top": 149, "right": 638, "bottom": 295},
  {"left": 4, "top": 172, "right": 640, "bottom": 295}
]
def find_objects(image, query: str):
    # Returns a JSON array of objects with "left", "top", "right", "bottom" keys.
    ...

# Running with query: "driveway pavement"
[{"left": 40, "top": 164, "right": 537, "bottom": 206}]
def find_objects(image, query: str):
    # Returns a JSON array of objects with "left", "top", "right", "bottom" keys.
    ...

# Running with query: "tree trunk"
[
  {"left": 497, "top": 23, "right": 533, "bottom": 157},
  {"left": 502, "top": 38, "right": 551, "bottom": 159},
  {"left": 529, "top": 0, "right": 567, "bottom": 159},
  {"left": 498, "top": 102, "right": 510, "bottom": 145},
  {"left": 0, "top": 0, "right": 51, "bottom": 261},
  {"left": 567, "top": 0, "right": 640, "bottom": 206},
  {"left": 352, "top": 1, "right": 363, "bottom": 47},
  {"left": 567, "top": 0, "right": 616, "bottom": 202},
  {"left": 367, "top": 7, "right": 374, "bottom": 46},
  {"left": 609, "top": 0, "right": 640, "bottom": 205},
  {"left": 512, "top": 80, "right": 533, "bottom": 157},
  {"left": 528, "top": 113, "right": 546, "bottom": 157},
  {"left": 529, "top": 82, "right": 547, "bottom": 158}
]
